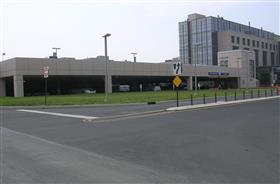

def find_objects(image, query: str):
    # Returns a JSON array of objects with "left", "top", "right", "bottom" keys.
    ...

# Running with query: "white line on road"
[{"left": 17, "top": 109, "right": 99, "bottom": 120}]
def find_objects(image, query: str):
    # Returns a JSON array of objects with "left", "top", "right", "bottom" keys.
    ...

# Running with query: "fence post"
[
  {"left": 243, "top": 91, "right": 245, "bottom": 100},
  {"left": 234, "top": 91, "right": 237, "bottom": 101},
  {"left": 225, "top": 92, "right": 227, "bottom": 102},
  {"left": 203, "top": 94, "right": 206, "bottom": 104},
  {"left": 215, "top": 92, "right": 217, "bottom": 103},
  {"left": 251, "top": 90, "right": 253, "bottom": 99},
  {"left": 190, "top": 94, "right": 193, "bottom": 105}
]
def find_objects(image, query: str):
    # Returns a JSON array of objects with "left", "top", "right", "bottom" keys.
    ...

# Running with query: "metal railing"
[{"left": 188, "top": 88, "right": 279, "bottom": 106}]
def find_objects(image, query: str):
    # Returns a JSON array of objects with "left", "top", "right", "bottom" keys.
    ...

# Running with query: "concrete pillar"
[
  {"left": 188, "top": 76, "right": 193, "bottom": 90},
  {"left": 105, "top": 75, "right": 112, "bottom": 94},
  {"left": 13, "top": 75, "right": 24, "bottom": 97},
  {"left": 0, "top": 78, "right": 6, "bottom": 96},
  {"left": 237, "top": 77, "right": 241, "bottom": 88}
]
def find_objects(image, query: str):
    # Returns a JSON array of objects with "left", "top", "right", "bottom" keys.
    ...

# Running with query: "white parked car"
[
  {"left": 153, "top": 86, "right": 161, "bottom": 91},
  {"left": 82, "top": 88, "right": 96, "bottom": 94}
]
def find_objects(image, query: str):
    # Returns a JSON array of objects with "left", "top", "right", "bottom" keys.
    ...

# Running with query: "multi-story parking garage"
[{"left": 0, "top": 53, "right": 255, "bottom": 97}]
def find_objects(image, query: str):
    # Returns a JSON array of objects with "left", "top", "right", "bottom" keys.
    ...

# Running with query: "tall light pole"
[
  {"left": 103, "top": 33, "right": 111, "bottom": 102},
  {"left": 2, "top": 52, "right": 5, "bottom": 62},
  {"left": 193, "top": 43, "right": 202, "bottom": 91},
  {"left": 237, "top": 57, "right": 240, "bottom": 88},
  {"left": 131, "top": 52, "right": 137, "bottom": 62},
  {"left": 52, "top": 47, "right": 60, "bottom": 58}
]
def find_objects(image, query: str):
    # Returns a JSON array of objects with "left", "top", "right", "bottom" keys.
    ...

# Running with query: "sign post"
[
  {"left": 43, "top": 66, "right": 49, "bottom": 106},
  {"left": 173, "top": 75, "right": 182, "bottom": 107},
  {"left": 172, "top": 63, "right": 183, "bottom": 108}
]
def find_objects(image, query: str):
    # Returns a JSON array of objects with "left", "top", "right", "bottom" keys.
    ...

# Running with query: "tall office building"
[{"left": 179, "top": 13, "right": 280, "bottom": 67}]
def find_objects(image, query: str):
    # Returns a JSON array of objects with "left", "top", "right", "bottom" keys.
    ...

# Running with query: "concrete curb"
[{"left": 166, "top": 96, "right": 280, "bottom": 111}]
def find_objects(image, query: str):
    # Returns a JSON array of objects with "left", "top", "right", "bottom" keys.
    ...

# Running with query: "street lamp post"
[
  {"left": 52, "top": 47, "right": 60, "bottom": 58},
  {"left": 193, "top": 43, "right": 202, "bottom": 91},
  {"left": 237, "top": 58, "right": 240, "bottom": 88},
  {"left": 131, "top": 52, "right": 137, "bottom": 62},
  {"left": 2, "top": 52, "right": 5, "bottom": 62},
  {"left": 103, "top": 33, "right": 111, "bottom": 102}
]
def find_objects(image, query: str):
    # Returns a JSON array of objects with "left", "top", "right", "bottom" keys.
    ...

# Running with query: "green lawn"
[{"left": 0, "top": 88, "right": 277, "bottom": 106}]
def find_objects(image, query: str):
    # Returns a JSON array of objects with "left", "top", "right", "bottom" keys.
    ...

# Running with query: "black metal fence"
[{"left": 187, "top": 88, "right": 279, "bottom": 106}]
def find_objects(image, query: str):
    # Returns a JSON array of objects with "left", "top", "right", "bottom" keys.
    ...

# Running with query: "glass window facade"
[
  {"left": 179, "top": 15, "right": 279, "bottom": 66},
  {"left": 179, "top": 21, "right": 189, "bottom": 64}
]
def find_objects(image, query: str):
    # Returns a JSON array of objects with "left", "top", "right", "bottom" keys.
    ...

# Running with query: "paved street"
[{"left": 0, "top": 98, "right": 279, "bottom": 183}]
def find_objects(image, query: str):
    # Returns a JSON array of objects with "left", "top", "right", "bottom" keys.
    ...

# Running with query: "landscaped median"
[{"left": 0, "top": 87, "right": 277, "bottom": 106}]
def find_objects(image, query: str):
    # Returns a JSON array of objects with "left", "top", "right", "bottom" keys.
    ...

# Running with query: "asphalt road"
[{"left": 0, "top": 98, "right": 279, "bottom": 183}]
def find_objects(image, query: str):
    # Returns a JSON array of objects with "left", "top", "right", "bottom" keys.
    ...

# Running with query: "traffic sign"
[
  {"left": 172, "top": 62, "right": 182, "bottom": 75},
  {"left": 43, "top": 66, "right": 49, "bottom": 78},
  {"left": 173, "top": 75, "right": 182, "bottom": 88}
]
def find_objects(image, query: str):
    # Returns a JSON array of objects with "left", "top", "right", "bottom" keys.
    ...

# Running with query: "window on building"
[
  {"left": 256, "top": 41, "right": 259, "bottom": 48},
  {"left": 220, "top": 60, "right": 228, "bottom": 67},
  {"left": 252, "top": 40, "right": 255, "bottom": 47},
  {"left": 232, "top": 46, "right": 239, "bottom": 50},
  {"left": 270, "top": 44, "right": 272, "bottom": 50},
  {"left": 231, "top": 36, "right": 235, "bottom": 43},
  {"left": 244, "top": 48, "right": 249, "bottom": 50},
  {"left": 242, "top": 38, "right": 245, "bottom": 45},
  {"left": 261, "top": 42, "right": 264, "bottom": 48},
  {"left": 237, "top": 37, "right": 240, "bottom": 44},
  {"left": 263, "top": 51, "right": 267, "bottom": 66},
  {"left": 247, "top": 39, "right": 250, "bottom": 46},
  {"left": 265, "top": 43, "right": 268, "bottom": 49},
  {"left": 273, "top": 44, "right": 275, "bottom": 51}
]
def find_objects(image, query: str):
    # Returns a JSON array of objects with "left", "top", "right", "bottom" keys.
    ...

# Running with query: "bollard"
[
  {"left": 265, "top": 90, "right": 267, "bottom": 97},
  {"left": 234, "top": 91, "right": 237, "bottom": 101},
  {"left": 258, "top": 90, "right": 260, "bottom": 98},
  {"left": 271, "top": 89, "right": 273, "bottom": 96},
  {"left": 225, "top": 92, "right": 227, "bottom": 102},
  {"left": 215, "top": 93, "right": 217, "bottom": 103},
  {"left": 203, "top": 94, "right": 206, "bottom": 104},
  {"left": 190, "top": 94, "right": 193, "bottom": 105},
  {"left": 251, "top": 90, "right": 253, "bottom": 99},
  {"left": 243, "top": 91, "right": 245, "bottom": 100}
]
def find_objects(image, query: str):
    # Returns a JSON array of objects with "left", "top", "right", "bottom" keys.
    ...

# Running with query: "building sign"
[
  {"left": 208, "top": 72, "right": 219, "bottom": 76},
  {"left": 220, "top": 72, "right": 229, "bottom": 76},
  {"left": 208, "top": 72, "right": 229, "bottom": 76}
]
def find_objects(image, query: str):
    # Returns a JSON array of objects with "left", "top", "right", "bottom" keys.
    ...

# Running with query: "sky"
[{"left": 0, "top": 0, "right": 279, "bottom": 62}]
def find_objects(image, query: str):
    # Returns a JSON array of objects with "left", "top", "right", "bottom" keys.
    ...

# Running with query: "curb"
[{"left": 166, "top": 96, "right": 280, "bottom": 111}]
